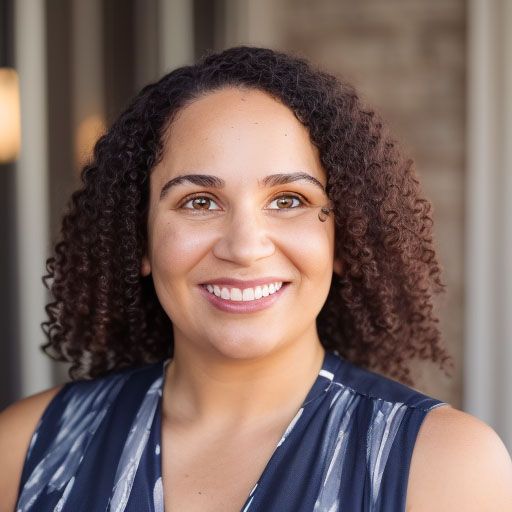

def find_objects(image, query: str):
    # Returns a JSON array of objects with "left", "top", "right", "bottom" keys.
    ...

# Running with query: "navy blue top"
[{"left": 16, "top": 350, "right": 444, "bottom": 511}]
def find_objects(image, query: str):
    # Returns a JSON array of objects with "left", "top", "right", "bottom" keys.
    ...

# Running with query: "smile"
[
  {"left": 204, "top": 281, "right": 283, "bottom": 301},
  {"left": 198, "top": 282, "right": 290, "bottom": 313}
]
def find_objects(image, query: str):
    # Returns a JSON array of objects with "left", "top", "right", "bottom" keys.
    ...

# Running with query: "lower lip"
[{"left": 198, "top": 283, "right": 290, "bottom": 313}]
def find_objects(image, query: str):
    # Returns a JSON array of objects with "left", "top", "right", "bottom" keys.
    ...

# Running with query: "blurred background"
[{"left": 0, "top": 0, "right": 511, "bottom": 450}]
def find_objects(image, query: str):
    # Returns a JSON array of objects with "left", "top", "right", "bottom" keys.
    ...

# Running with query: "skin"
[{"left": 1, "top": 87, "right": 511, "bottom": 511}]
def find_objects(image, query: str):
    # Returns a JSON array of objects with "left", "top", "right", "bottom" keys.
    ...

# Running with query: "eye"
[
  {"left": 180, "top": 194, "right": 221, "bottom": 211},
  {"left": 177, "top": 192, "right": 308, "bottom": 212},
  {"left": 267, "top": 194, "right": 307, "bottom": 210}
]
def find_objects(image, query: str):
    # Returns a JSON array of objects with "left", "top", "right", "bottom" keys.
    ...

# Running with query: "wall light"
[
  {"left": 75, "top": 113, "right": 105, "bottom": 169},
  {"left": 0, "top": 68, "right": 21, "bottom": 163}
]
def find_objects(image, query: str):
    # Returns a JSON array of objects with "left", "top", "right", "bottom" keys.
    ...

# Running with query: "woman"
[{"left": 1, "top": 46, "right": 511, "bottom": 511}]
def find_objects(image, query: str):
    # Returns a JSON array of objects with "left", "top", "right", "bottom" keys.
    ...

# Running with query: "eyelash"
[{"left": 177, "top": 192, "right": 309, "bottom": 212}]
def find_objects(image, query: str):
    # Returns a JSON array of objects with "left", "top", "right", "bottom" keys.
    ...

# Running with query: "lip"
[
  {"left": 200, "top": 277, "right": 290, "bottom": 288},
  {"left": 198, "top": 282, "right": 290, "bottom": 314}
]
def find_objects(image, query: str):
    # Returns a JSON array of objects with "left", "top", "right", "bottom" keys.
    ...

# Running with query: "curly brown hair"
[{"left": 42, "top": 45, "right": 450, "bottom": 383}]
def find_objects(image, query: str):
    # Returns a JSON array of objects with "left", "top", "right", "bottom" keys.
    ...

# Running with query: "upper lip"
[{"left": 200, "top": 277, "right": 290, "bottom": 288}]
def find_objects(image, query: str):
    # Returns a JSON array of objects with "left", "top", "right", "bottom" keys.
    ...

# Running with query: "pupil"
[{"left": 193, "top": 198, "right": 209, "bottom": 209}]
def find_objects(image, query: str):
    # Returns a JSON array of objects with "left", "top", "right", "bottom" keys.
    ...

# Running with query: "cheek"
[
  {"left": 153, "top": 223, "right": 201, "bottom": 275},
  {"left": 279, "top": 221, "right": 335, "bottom": 281},
  {"left": 148, "top": 220, "right": 217, "bottom": 320},
  {"left": 150, "top": 220, "right": 215, "bottom": 278}
]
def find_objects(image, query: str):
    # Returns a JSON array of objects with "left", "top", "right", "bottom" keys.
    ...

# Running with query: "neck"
[{"left": 161, "top": 330, "right": 326, "bottom": 430}]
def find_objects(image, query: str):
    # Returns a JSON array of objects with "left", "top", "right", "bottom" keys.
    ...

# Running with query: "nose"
[{"left": 212, "top": 208, "right": 275, "bottom": 266}]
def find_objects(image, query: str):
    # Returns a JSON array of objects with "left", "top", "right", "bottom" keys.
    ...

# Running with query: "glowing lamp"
[{"left": 0, "top": 68, "right": 21, "bottom": 163}]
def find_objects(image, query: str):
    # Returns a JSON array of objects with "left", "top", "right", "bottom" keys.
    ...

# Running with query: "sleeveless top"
[{"left": 16, "top": 350, "right": 445, "bottom": 511}]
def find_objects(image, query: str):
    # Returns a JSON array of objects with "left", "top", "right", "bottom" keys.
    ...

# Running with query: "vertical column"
[
  {"left": 71, "top": 0, "right": 105, "bottom": 169},
  {"left": 134, "top": 0, "right": 160, "bottom": 89},
  {"left": 158, "top": 0, "right": 194, "bottom": 73},
  {"left": 14, "top": 0, "right": 53, "bottom": 396},
  {"left": 465, "top": 0, "right": 512, "bottom": 450},
  {"left": 221, "top": 0, "right": 283, "bottom": 49},
  {"left": 499, "top": 0, "right": 512, "bottom": 450}
]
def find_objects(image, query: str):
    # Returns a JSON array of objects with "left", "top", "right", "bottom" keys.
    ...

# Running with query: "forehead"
[{"left": 156, "top": 87, "right": 325, "bottom": 185}]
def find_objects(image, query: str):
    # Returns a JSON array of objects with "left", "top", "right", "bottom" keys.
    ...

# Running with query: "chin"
[{"left": 208, "top": 332, "right": 282, "bottom": 361}]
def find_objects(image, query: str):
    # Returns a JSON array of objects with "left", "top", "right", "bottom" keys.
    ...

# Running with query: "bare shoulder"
[
  {"left": 406, "top": 404, "right": 512, "bottom": 511},
  {"left": 0, "top": 385, "right": 64, "bottom": 512}
]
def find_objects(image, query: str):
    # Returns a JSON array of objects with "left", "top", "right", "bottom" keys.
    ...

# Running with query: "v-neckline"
[{"left": 155, "top": 350, "right": 335, "bottom": 512}]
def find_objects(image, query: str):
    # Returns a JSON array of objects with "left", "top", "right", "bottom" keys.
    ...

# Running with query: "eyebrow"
[{"left": 159, "top": 172, "right": 326, "bottom": 200}]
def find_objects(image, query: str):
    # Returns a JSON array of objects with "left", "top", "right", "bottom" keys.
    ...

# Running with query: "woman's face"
[{"left": 143, "top": 87, "right": 341, "bottom": 360}]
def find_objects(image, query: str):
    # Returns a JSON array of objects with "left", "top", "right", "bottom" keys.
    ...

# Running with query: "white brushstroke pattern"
[
  {"left": 108, "top": 375, "right": 163, "bottom": 512},
  {"left": 366, "top": 401, "right": 407, "bottom": 509},
  {"left": 153, "top": 477, "right": 164, "bottom": 512},
  {"left": 16, "top": 374, "right": 128, "bottom": 511},
  {"left": 313, "top": 387, "right": 360, "bottom": 512}
]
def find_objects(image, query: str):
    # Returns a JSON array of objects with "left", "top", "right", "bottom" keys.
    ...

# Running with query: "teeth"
[
  {"left": 230, "top": 288, "right": 243, "bottom": 301},
  {"left": 242, "top": 288, "right": 255, "bottom": 301},
  {"left": 204, "top": 282, "right": 285, "bottom": 302}
]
